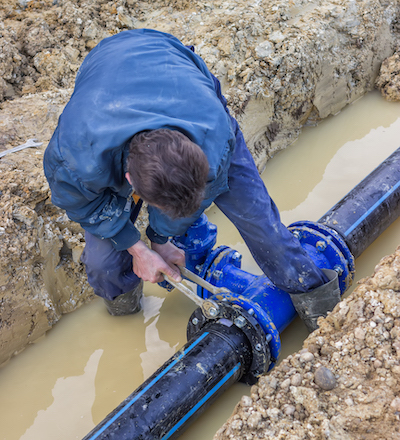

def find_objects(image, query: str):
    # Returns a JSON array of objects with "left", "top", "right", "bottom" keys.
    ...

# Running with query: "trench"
[{"left": 0, "top": 90, "right": 400, "bottom": 440}]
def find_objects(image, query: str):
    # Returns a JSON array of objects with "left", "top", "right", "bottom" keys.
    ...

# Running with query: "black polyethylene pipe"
[
  {"left": 318, "top": 147, "right": 400, "bottom": 259},
  {"left": 82, "top": 322, "right": 252, "bottom": 440}
]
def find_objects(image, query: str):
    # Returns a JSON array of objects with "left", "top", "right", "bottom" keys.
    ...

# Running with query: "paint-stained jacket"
[{"left": 44, "top": 29, "right": 236, "bottom": 251}]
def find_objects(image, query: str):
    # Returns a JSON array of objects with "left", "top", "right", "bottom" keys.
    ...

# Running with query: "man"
[{"left": 44, "top": 29, "right": 339, "bottom": 331}]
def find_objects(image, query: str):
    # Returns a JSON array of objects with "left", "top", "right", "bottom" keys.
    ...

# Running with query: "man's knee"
[{"left": 81, "top": 232, "right": 131, "bottom": 275}]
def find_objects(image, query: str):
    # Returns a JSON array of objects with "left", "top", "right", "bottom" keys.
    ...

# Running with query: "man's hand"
[
  {"left": 151, "top": 241, "right": 185, "bottom": 278},
  {"left": 127, "top": 240, "right": 184, "bottom": 284}
]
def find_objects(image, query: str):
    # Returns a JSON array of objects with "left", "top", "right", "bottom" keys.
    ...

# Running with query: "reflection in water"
[
  {"left": 20, "top": 350, "right": 102, "bottom": 440},
  {"left": 142, "top": 295, "right": 165, "bottom": 324},
  {"left": 141, "top": 296, "right": 179, "bottom": 379}
]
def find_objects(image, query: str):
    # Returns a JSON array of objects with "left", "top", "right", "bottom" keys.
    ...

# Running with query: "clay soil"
[{"left": 1, "top": 0, "right": 400, "bottom": 439}]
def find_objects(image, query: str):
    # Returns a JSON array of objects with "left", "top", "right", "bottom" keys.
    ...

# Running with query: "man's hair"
[{"left": 127, "top": 129, "right": 209, "bottom": 219}]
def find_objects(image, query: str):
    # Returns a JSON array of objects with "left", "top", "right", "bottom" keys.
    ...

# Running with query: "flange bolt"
[
  {"left": 232, "top": 251, "right": 242, "bottom": 261},
  {"left": 334, "top": 265, "right": 343, "bottom": 276},
  {"left": 208, "top": 307, "right": 218, "bottom": 317},
  {"left": 213, "top": 270, "right": 223, "bottom": 280},
  {"left": 292, "top": 230, "right": 301, "bottom": 240},
  {"left": 234, "top": 316, "right": 247, "bottom": 328}
]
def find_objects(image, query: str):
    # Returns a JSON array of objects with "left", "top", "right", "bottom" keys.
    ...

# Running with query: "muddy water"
[{"left": 1, "top": 90, "right": 400, "bottom": 440}]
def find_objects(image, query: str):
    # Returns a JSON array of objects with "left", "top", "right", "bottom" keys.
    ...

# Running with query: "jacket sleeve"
[{"left": 46, "top": 161, "right": 141, "bottom": 251}]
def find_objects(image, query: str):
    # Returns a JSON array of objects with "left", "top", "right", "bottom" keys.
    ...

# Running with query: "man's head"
[{"left": 126, "top": 129, "right": 209, "bottom": 219}]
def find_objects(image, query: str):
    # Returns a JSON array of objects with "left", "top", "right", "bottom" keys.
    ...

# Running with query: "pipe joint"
[
  {"left": 288, "top": 220, "right": 355, "bottom": 294},
  {"left": 187, "top": 301, "right": 271, "bottom": 385}
]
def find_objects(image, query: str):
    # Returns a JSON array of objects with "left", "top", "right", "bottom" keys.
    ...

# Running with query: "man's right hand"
[{"left": 127, "top": 240, "right": 182, "bottom": 284}]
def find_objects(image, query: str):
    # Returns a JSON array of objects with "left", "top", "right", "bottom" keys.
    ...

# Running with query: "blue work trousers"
[
  {"left": 81, "top": 231, "right": 141, "bottom": 301},
  {"left": 209, "top": 72, "right": 327, "bottom": 294}
]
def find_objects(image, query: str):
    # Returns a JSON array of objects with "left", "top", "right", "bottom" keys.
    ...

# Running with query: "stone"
[
  {"left": 241, "top": 395, "right": 253, "bottom": 408},
  {"left": 314, "top": 366, "right": 337, "bottom": 391},
  {"left": 290, "top": 373, "right": 302, "bottom": 387},
  {"left": 390, "top": 397, "right": 400, "bottom": 412},
  {"left": 247, "top": 411, "right": 262, "bottom": 429},
  {"left": 354, "top": 327, "right": 366, "bottom": 340},
  {"left": 299, "top": 351, "right": 314, "bottom": 363}
]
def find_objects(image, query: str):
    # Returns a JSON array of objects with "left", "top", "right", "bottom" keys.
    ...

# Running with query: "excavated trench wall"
[{"left": 0, "top": 0, "right": 399, "bottom": 366}]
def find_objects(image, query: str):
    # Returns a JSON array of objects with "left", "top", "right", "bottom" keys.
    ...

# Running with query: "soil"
[
  {"left": 1, "top": 0, "right": 400, "bottom": 438},
  {"left": 215, "top": 249, "right": 400, "bottom": 440}
]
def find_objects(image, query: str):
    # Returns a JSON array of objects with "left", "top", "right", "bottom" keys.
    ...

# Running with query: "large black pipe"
[
  {"left": 83, "top": 321, "right": 253, "bottom": 440},
  {"left": 318, "top": 147, "right": 400, "bottom": 258}
]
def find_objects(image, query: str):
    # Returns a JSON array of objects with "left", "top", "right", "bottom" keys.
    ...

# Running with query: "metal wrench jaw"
[
  {"left": 201, "top": 299, "right": 221, "bottom": 319},
  {"left": 25, "top": 138, "right": 43, "bottom": 147},
  {"left": 179, "top": 266, "right": 232, "bottom": 296}
]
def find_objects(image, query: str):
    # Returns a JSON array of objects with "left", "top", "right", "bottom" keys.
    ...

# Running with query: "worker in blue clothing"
[{"left": 43, "top": 29, "right": 340, "bottom": 331}]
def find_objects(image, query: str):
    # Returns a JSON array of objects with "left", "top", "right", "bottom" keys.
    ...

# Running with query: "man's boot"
[
  {"left": 104, "top": 280, "right": 144, "bottom": 316},
  {"left": 289, "top": 268, "right": 341, "bottom": 332}
]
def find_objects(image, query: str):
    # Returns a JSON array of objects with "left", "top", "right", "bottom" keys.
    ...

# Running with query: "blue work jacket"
[{"left": 44, "top": 29, "right": 236, "bottom": 251}]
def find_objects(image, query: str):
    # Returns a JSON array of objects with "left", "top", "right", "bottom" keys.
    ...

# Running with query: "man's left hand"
[{"left": 151, "top": 241, "right": 186, "bottom": 281}]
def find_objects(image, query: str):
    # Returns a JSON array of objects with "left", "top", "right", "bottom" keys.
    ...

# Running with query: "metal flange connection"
[{"left": 187, "top": 300, "right": 271, "bottom": 385}]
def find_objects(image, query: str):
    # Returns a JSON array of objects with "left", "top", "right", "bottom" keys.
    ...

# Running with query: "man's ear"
[{"left": 125, "top": 172, "right": 133, "bottom": 186}]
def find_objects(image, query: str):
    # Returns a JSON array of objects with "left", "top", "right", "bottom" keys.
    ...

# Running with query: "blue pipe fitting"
[
  {"left": 288, "top": 220, "right": 355, "bottom": 294},
  {"left": 196, "top": 250, "right": 294, "bottom": 370},
  {"left": 191, "top": 245, "right": 287, "bottom": 368},
  {"left": 172, "top": 213, "right": 218, "bottom": 273},
  {"left": 197, "top": 246, "right": 244, "bottom": 298}
]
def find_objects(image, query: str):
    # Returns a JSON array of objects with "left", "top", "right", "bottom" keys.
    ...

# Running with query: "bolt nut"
[
  {"left": 195, "top": 264, "right": 203, "bottom": 273},
  {"left": 316, "top": 240, "right": 327, "bottom": 251},
  {"left": 192, "top": 317, "right": 199, "bottom": 325},
  {"left": 334, "top": 265, "right": 343, "bottom": 276},
  {"left": 232, "top": 251, "right": 241, "bottom": 261},
  {"left": 248, "top": 308, "right": 254, "bottom": 315},
  {"left": 292, "top": 230, "right": 301, "bottom": 240},
  {"left": 234, "top": 316, "right": 247, "bottom": 328},
  {"left": 255, "top": 343, "right": 262, "bottom": 352},
  {"left": 202, "top": 300, "right": 220, "bottom": 319},
  {"left": 208, "top": 307, "right": 218, "bottom": 317},
  {"left": 213, "top": 270, "right": 223, "bottom": 280}
]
